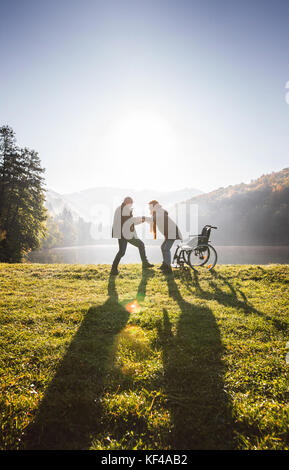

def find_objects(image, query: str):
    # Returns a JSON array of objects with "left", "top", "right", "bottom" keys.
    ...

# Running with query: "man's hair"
[
  {"left": 148, "top": 200, "right": 159, "bottom": 207},
  {"left": 123, "top": 196, "right": 133, "bottom": 205}
]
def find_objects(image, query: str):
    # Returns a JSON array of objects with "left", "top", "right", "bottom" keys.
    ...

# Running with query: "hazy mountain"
[
  {"left": 177, "top": 167, "right": 289, "bottom": 245},
  {"left": 45, "top": 189, "right": 83, "bottom": 220},
  {"left": 45, "top": 186, "right": 203, "bottom": 222}
]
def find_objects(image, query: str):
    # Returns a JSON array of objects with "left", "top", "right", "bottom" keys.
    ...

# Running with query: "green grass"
[{"left": 0, "top": 263, "right": 289, "bottom": 450}]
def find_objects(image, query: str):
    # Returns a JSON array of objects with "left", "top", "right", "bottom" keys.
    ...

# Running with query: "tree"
[
  {"left": 55, "top": 208, "right": 77, "bottom": 247},
  {"left": 0, "top": 125, "right": 47, "bottom": 262},
  {"left": 38, "top": 214, "right": 62, "bottom": 249},
  {"left": 76, "top": 216, "right": 94, "bottom": 245}
]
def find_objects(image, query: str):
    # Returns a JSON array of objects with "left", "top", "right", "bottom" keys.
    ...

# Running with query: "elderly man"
[{"left": 111, "top": 197, "right": 154, "bottom": 275}]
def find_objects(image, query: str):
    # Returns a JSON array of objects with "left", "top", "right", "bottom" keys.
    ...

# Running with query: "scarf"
[{"left": 151, "top": 212, "right": 157, "bottom": 240}]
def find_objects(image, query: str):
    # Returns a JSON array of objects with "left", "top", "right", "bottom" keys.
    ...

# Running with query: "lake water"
[{"left": 29, "top": 244, "right": 289, "bottom": 265}]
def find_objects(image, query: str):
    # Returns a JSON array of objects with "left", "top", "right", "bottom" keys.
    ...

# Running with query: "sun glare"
[{"left": 107, "top": 110, "right": 177, "bottom": 187}]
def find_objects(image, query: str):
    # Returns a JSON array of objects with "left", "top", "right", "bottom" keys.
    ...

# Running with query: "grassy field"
[{"left": 0, "top": 263, "right": 289, "bottom": 450}]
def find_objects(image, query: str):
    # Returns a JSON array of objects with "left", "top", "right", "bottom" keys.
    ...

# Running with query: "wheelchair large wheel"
[
  {"left": 206, "top": 244, "right": 218, "bottom": 270},
  {"left": 187, "top": 244, "right": 217, "bottom": 270}
]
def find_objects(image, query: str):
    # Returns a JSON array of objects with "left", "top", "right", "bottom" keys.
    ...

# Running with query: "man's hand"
[
  {"left": 136, "top": 216, "right": 152, "bottom": 224},
  {"left": 143, "top": 216, "right": 152, "bottom": 223}
]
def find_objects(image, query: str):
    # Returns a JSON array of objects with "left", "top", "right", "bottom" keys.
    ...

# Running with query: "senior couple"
[{"left": 111, "top": 197, "right": 182, "bottom": 275}]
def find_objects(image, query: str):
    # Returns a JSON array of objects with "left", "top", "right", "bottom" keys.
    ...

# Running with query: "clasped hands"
[{"left": 140, "top": 216, "right": 152, "bottom": 223}]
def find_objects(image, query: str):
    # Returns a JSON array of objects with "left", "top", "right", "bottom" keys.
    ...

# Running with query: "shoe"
[
  {"left": 142, "top": 262, "right": 154, "bottom": 268},
  {"left": 110, "top": 268, "right": 119, "bottom": 276},
  {"left": 161, "top": 264, "right": 173, "bottom": 274}
]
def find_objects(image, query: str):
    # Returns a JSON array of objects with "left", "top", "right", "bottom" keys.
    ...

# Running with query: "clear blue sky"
[{"left": 1, "top": 0, "right": 289, "bottom": 193}]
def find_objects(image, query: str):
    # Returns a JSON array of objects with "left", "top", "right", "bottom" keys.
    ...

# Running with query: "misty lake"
[{"left": 30, "top": 244, "right": 289, "bottom": 265}]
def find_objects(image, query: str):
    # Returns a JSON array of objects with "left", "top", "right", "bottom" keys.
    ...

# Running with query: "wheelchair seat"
[{"left": 179, "top": 244, "right": 192, "bottom": 251}]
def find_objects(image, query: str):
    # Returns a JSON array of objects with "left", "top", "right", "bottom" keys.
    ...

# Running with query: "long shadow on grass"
[
  {"left": 158, "top": 273, "right": 235, "bottom": 450},
  {"left": 22, "top": 273, "right": 135, "bottom": 450},
  {"left": 177, "top": 268, "right": 287, "bottom": 331}
]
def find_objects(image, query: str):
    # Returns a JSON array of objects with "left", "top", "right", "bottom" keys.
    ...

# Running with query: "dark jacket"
[{"left": 112, "top": 204, "right": 143, "bottom": 239}]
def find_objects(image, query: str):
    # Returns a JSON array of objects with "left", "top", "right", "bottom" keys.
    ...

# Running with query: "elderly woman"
[{"left": 147, "top": 200, "right": 182, "bottom": 274}]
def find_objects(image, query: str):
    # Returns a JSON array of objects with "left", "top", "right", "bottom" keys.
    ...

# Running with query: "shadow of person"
[
  {"left": 22, "top": 274, "right": 131, "bottom": 450},
  {"left": 158, "top": 272, "right": 234, "bottom": 450},
  {"left": 136, "top": 266, "right": 155, "bottom": 302}
]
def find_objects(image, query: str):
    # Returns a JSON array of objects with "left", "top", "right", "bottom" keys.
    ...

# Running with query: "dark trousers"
[
  {"left": 112, "top": 237, "right": 148, "bottom": 268},
  {"left": 161, "top": 239, "right": 175, "bottom": 266}
]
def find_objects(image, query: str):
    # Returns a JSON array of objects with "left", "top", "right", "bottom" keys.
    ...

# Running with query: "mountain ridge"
[
  {"left": 45, "top": 186, "right": 203, "bottom": 222},
  {"left": 178, "top": 167, "right": 289, "bottom": 245}
]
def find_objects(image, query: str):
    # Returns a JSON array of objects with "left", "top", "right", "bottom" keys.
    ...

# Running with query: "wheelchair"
[{"left": 172, "top": 225, "right": 218, "bottom": 271}]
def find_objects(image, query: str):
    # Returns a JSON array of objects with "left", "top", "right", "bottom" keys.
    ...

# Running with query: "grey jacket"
[{"left": 146, "top": 204, "right": 182, "bottom": 240}]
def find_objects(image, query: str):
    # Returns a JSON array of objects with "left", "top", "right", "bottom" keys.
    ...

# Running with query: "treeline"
[
  {"left": 187, "top": 168, "right": 289, "bottom": 245},
  {"left": 42, "top": 207, "right": 95, "bottom": 248},
  {"left": 0, "top": 126, "right": 47, "bottom": 262}
]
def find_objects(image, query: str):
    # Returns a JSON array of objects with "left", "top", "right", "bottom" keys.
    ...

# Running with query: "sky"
[{"left": 0, "top": 0, "right": 289, "bottom": 194}]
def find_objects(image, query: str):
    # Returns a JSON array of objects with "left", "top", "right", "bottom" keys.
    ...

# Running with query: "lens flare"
[{"left": 125, "top": 299, "right": 141, "bottom": 314}]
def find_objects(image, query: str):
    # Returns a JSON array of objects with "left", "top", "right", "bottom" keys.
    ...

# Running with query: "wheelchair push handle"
[{"left": 188, "top": 224, "right": 218, "bottom": 237}]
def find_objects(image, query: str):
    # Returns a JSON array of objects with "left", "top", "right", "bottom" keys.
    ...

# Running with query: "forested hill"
[{"left": 184, "top": 168, "right": 289, "bottom": 245}]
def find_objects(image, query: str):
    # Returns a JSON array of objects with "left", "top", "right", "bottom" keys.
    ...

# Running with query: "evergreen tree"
[
  {"left": 76, "top": 216, "right": 94, "bottom": 245},
  {"left": 0, "top": 125, "right": 47, "bottom": 262},
  {"left": 56, "top": 208, "right": 77, "bottom": 246},
  {"left": 40, "top": 215, "right": 63, "bottom": 249}
]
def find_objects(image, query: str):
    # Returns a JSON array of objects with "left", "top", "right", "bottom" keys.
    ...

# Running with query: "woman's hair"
[
  {"left": 148, "top": 200, "right": 160, "bottom": 240},
  {"left": 148, "top": 200, "right": 159, "bottom": 207}
]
